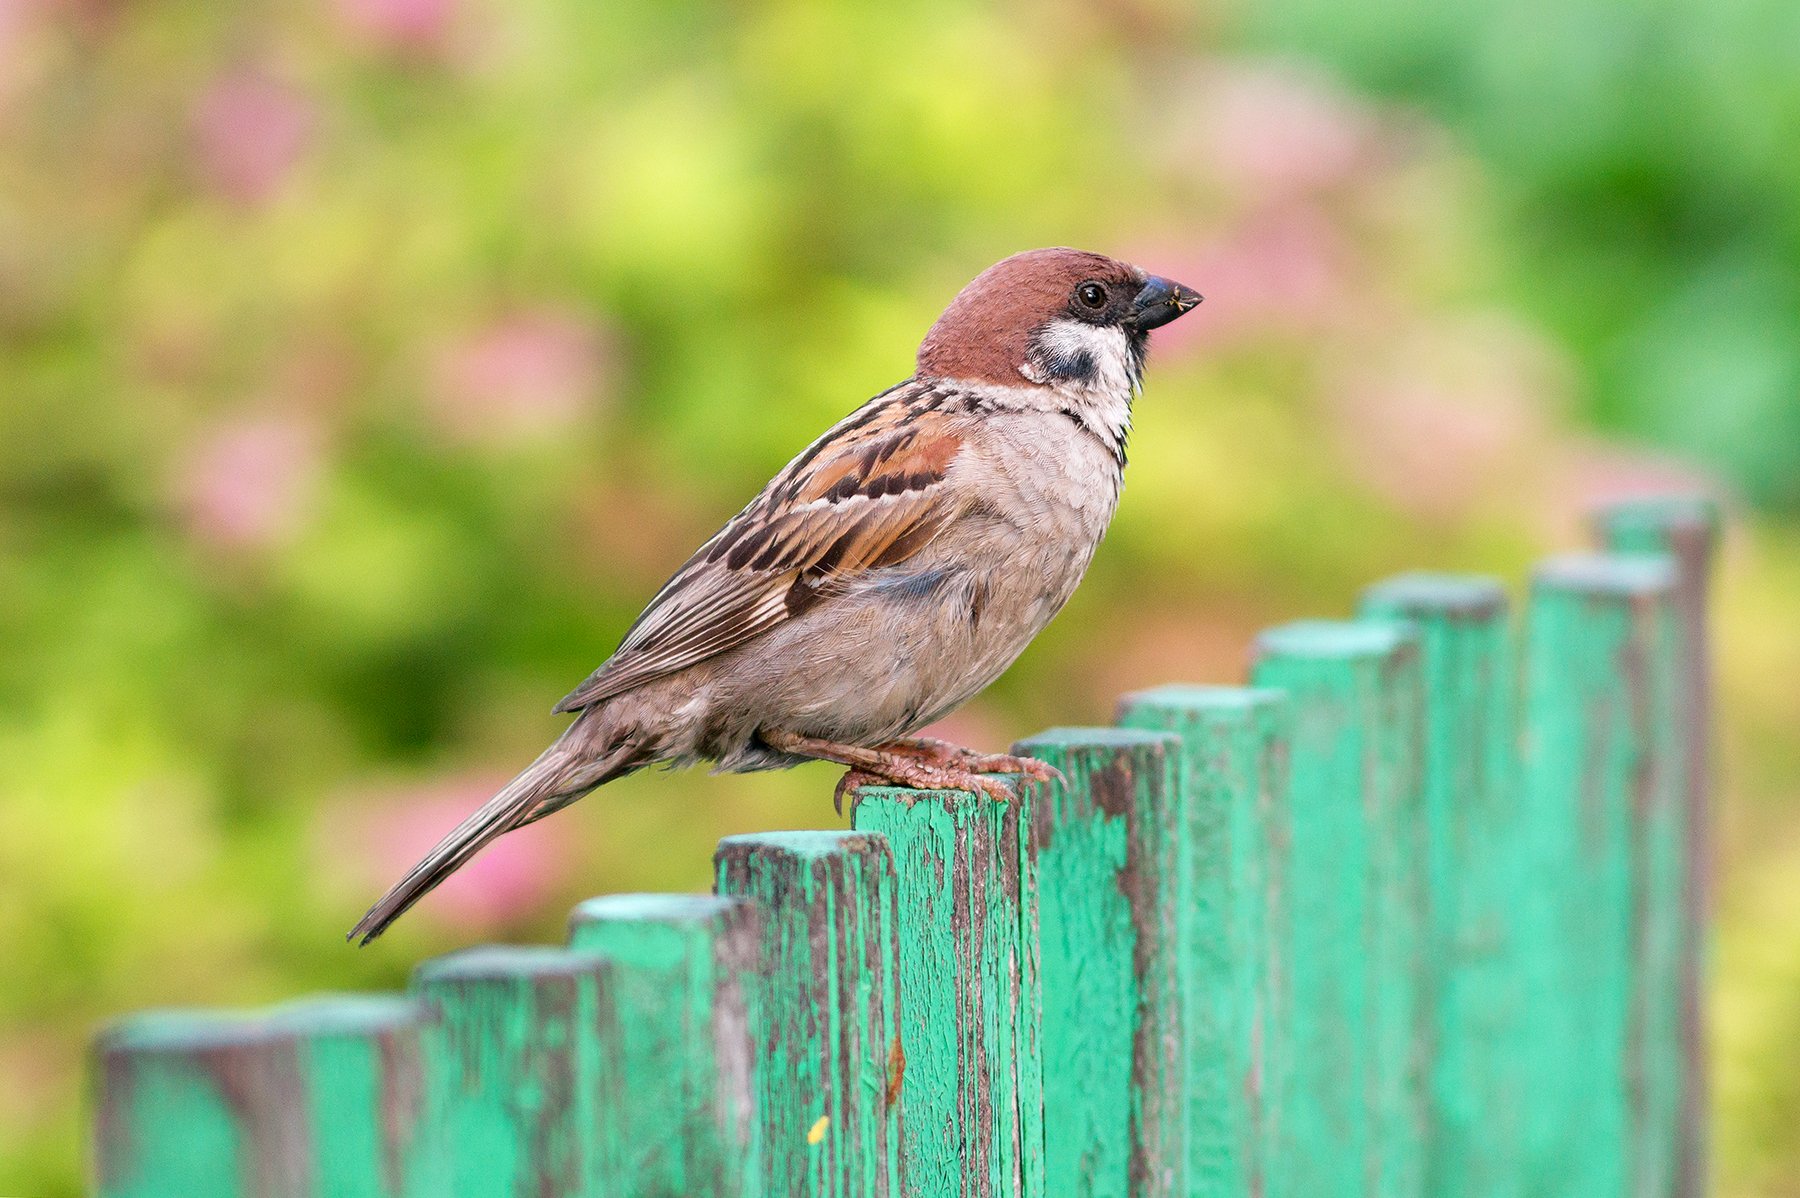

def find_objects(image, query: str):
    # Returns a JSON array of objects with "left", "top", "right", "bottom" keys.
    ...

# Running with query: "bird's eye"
[{"left": 1076, "top": 281, "right": 1107, "bottom": 309}]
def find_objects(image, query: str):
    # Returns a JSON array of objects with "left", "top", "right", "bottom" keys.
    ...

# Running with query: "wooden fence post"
[
  {"left": 411, "top": 946, "right": 624, "bottom": 1197},
  {"left": 81, "top": 493, "right": 1720, "bottom": 1198},
  {"left": 565, "top": 893, "right": 763, "bottom": 1197},
  {"left": 1008, "top": 727, "right": 1184, "bottom": 1197},
  {"left": 1595, "top": 497, "right": 1719, "bottom": 1198},
  {"left": 94, "top": 996, "right": 441, "bottom": 1198},
  {"left": 1250, "top": 621, "right": 1425, "bottom": 1198},
  {"left": 1114, "top": 686, "right": 1290, "bottom": 1198},
  {"left": 714, "top": 831, "right": 903, "bottom": 1198},
  {"left": 1359, "top": 575, "right": 1519, "bottom": 1198},
  {"left": 850, "top": 785, "right": 1045, "bottom": 1198},
  {"left": 1518, "top": 554, "right": 1682, "bottom": 1197}
]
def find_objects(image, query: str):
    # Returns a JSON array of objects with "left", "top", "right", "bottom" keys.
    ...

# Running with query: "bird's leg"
[
  {"left": 759, "top": 729, "right": 1018, "bottom": 814},
  {"left": 877, "top": 736, "right": 1066, "bottom": 785}
]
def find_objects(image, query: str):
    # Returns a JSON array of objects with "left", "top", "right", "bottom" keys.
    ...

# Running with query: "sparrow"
[{"left": 351, "top": 248, "right": 1201, "bottom": 942}]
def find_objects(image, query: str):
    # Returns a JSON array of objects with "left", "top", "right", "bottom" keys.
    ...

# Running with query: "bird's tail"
[{"left": 347, "top": 735, "right": 636, "bottom": 945}]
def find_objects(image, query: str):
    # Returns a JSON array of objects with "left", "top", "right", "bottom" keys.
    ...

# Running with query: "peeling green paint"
[
  {"left": 714, "top": 831, "right": 902, "bottom": 1198},
  {"left": 1251, "top": 621, "right": 1425, "bottom": 1198},
  {"left": 1519, "top": 555, "right": 1682, "bottom": 1197},
  {"left": 85, "top": 501, "right": 1719, "bottom": 1198},
  {"left": 1596, "top": 497, "right": 1718, "bottom": 1198},
  {"left": 850, "top": 785, "right": 1045, "bottom": 1198},
  {"left": 94, "top": 1012, "right": 311, "bottom": 1198},
  {"left": 566, "top": 893, "right": 763, "bottom": 1198},
  {"left": 1361, "top": 574, "right": 1518, "bottom": 1198},
  {"left": 1011, "top": 727, "right": 1183, "bottom": 1197},
  {"left": 411, "top": 946, "right": 624, "bottom": 1197},
  {"left": 93, "top": 998, "right": 446, "bottom": 1198},
  {"left": 1115, "top": 685, "right": 1290, "bottom": 1198}
]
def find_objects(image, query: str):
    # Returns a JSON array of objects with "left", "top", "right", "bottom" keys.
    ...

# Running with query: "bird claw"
[
  {"left": 830, "top": 745, "right": 1064, "bottom": 815},
  {"left": 834, "top": 769, "right": 885, "bottom": 816},
  {"left": 833, "top": 761, "right": 1023, "bottom": 808},
  {"left": 956, "top": 752, "right": 1066, "bottom": 789}
]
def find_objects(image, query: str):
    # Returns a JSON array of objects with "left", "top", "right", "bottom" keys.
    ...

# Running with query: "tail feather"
[{"left": 348, "top": 741, "right": 624, "bottom": 945}]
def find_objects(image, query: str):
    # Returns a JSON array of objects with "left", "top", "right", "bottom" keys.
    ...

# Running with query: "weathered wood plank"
[
  {"left": 1360, "top": 574, "right": 1519, "bottom": 1198},
  {"left": 1595, "top": 497, "right": 1719, "bottom": 1198},
  {"left": 271, "top": 996, "right": 442, "bottom": 1198},
  {"left": 93, "top": 997, "right": 442, "bottom": 1198},
  {"left": 1518, "top": 554, "right": 1680, "bottom": 1197},
  {"left": 714, "top": 831, "right": 902, "bottom": 1198},
  {"left": 1009, "top": 727, "right": 1184, "bottom": 1197},
  {"left": 566, "top": 893, "right": 763, "bottom": 1197},
  {"left": 850, "top": 785, "right": 1045, "bottom": 1198},
  {"left": 1114, "top": 686, "right": 1290, "bottom": 1198},
  {"left": 1250, "top": 621, "right": 1425, "bottom": 1198},
  {"left": 411, "top": 946, "right": 624, "bottom": 1197},
  {"left": 94, "top": 1012, "right": 311, "bottom": 1198}
]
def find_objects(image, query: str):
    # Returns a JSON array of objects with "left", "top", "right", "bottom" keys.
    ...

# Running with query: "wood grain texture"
[
  {"left": 850, "top": 785, "right": 1045, "bottom": 1198},
  {"left": 566, "top": 893, "right": 763, "bottom": 1198},
  {"left": 1114, "top": 685, "right": 1291, "bottom": 1198},
  {"left": 1250, "top": 621, "right": 1425, "bottom": 1198},
  {"left": 1521, "top": 554, "right": 1683, "bottom": 1197},
  {"left": 1116, "top": 679, "right": 1288, "bottom": 1194},
  {"left": 94, "top": 1012, "right": 310, "bottom": 1198},
  {"left": 1595, "top": 497, "right": 1719, "bottom": 1198},
  {"left": 93, "top": 996, "right": 440, "bottom": 1198},
  {"left": 1009, "top": 727, "right": 1184, "bottom": 1198},
  {"left": 1360, "top": 574, "right": 1519, "bottom": 1198},
  {"left": 714, "top": 831, "right": 903, "bottom": 1198},
  {"left": 411, "top": 946, "right": 625, "bottom": 1197}
]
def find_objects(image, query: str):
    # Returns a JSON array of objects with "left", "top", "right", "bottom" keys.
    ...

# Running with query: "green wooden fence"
[{"left": 89, "top": 497, "right": 1718, "bottom": 1198}]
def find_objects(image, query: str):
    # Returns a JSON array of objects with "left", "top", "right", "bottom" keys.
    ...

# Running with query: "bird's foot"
[
  {"left": 879, "top": 737, "right": 1066, "bottom": 786},
  {"left": 759, "top": 728, "right": 1059, "bottom": 815},
  {"left": 833, "top": 753, "right": 1016, "bottom": 813}
]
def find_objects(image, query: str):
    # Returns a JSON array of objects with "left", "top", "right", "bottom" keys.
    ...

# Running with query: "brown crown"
[{"left": 915, "top": 248, "right": 1145, "bottom": 385}]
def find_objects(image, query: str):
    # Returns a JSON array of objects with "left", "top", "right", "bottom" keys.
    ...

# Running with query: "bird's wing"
[{"left": 554, "top": 384, "right": 969, "bottom": 712}]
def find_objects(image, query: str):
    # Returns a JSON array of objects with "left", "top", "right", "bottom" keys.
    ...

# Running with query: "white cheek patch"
[{"left": 1022, "top": 319, "right": 1139, "bottom": 397}]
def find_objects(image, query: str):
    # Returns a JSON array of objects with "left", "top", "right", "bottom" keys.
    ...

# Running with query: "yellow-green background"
[{"left": 3, "top": 0, "right": 1797, "bottom": 1192}]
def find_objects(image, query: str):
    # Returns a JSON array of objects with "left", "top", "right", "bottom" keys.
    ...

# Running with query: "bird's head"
[{"left": 915, "top": 248, "right": 1202, "bottom": 394}]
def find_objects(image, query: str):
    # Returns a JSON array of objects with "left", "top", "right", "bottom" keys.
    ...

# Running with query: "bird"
[{"left": 350, "top": 248, "right": 1201, "bottom": 943}]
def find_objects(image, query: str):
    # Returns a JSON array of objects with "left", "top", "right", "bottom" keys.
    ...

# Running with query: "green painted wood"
[
  {"left": 1250, "top": 621, "right": 1425, "bottom": 1198},
  {"left": 1114, "top": 686, "right": 1291, "bottom": 1198},
  {"left": 1009, "top": 727, "right": 1185, "bottom": 1197},
  {"left": 565, "top": 893, "right": 762, "bottom": 1198},
  {"left": 94, "top": 1011, "right": 310, "bottom": 1198},
  {"left": 93, "top": 997, "right": 442, "bottom": 1198},
  {"left": 1360, "top": 574, "right": 1520, "bottom": 1198},
  {"left": 714, "top": 831, "right": 902, "bottom": 1198},
  {"left": 1518, "top": 554, "right": 1680, "bottom": 1197},
  {"left": 270, "top": 996, "right": 443, "bottom": 1198},
  {"left": 849, "top": 785, "right": 1045, "bottom": 1198},
  {"left": 1596, "top": 497, "right": 1719, "bottom": 1198},
  {"left": 411, "top": 946, "right": 624, "bottom": 1197}
]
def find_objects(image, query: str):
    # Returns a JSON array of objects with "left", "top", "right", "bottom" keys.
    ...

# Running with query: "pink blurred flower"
[
  {"left": 335, "top": 0, "right": 453, "bottom": 55},
  {"left": 427, "top": 308, "right": 614, "bottom": 444},
  {"left": 1132, "top": 208, "right": 1352, "bottom": 357},
  {"left": 1323, "top": 318, "right": 1561, "bottom": 518},
  {"left": 1557, "top": 440, "right": 1721, "bottom": 517},
  {"left": 191, "top": 66, "right": 315, "bottom": 206},
  {"left": 180, "top": 413, "right": 322, "bottom": 549},
  {"left": 335, "top": 775, "right": 572, "bottom": 933},
  {"left": 1197, "top": 62, "right": 1380, "bottom": 204}
]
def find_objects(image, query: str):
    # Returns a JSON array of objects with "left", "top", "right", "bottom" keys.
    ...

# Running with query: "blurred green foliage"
[
  {"left": 1239, "top": 0, "right": 1800, "bottom": 509},
  {"left": 0, "top": 1, "right": 1795, "bottom": 1194}
]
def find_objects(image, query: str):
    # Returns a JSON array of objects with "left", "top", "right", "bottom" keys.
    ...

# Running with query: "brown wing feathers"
[{"left": 553, "top": 389, "right": 965, "bottom": 713}]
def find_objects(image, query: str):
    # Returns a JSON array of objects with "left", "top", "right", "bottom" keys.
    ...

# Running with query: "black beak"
[{"left": 1126, "top": 275, "right": 1203, "bottom": 332}]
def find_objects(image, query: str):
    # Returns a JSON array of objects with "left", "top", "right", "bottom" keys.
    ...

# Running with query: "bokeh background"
[{"left": 2, "top": 0, "right": 1797, "bottom": 1192}]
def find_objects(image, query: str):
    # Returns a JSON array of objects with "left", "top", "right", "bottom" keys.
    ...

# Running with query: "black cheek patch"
[{"left": 1049, "top": 347, "right": 1097, "bottom": 384}]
